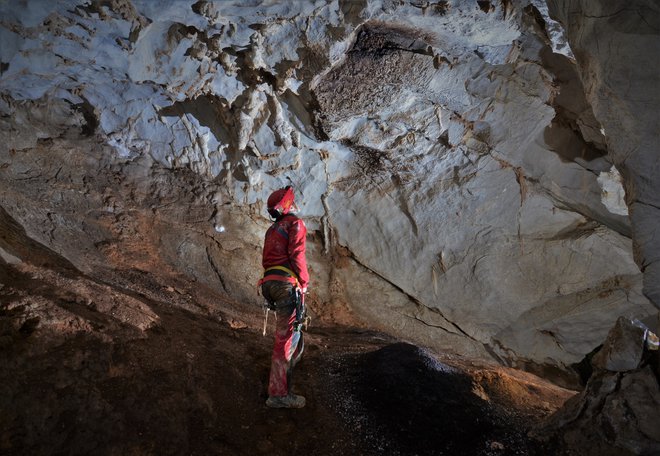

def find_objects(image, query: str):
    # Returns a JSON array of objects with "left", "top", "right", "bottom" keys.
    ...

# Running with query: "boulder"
[
  {"left": 592, "top": 317, "right": 648, "bottom": 372},
  {"left": 538, "top": 315, "right": 660, "bottom": 455}
]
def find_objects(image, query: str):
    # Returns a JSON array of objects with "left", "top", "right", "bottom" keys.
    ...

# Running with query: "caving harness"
[
  {"left": 261, "top": 285, "right": 309, "bottom": 337},
  {"left": 257, "top": 256, "right": 309, "bottom": 336},
  {"left": 258, "top": 265, "right": 300, "bottom": 288}
]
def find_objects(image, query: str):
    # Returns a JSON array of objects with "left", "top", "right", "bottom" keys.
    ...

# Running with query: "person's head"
[{"left": 267, "top": 186, "right": 296, "bottom": 219}]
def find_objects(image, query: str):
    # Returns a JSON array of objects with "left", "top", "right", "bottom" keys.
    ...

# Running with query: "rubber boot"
[{"left": 265, "top": 394, "right": 306, "bottom": 409}]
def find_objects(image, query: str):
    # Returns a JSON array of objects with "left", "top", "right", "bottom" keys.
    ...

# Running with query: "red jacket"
[{"left": 261, "top": 214, "right": 309, "bottom": 289}]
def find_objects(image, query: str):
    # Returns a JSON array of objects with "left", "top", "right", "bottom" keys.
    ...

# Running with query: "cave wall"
[
  {"left": 546, "top": 0, "right": 660, "bottom": 310},
  {"left": 0, "top": 0, "right": 656, "bottom": 379}
]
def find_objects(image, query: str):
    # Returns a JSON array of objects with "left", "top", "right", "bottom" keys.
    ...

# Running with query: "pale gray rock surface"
[
  {"left": 0, "top": 0, "right": 657, "bottom": 381},
  {"left": 547, "top": 0, "right": 660, "bottom": 310}
]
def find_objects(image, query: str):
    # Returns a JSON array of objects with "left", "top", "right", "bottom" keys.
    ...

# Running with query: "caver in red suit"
[{"left": 259, "top": 186, "right": 309, "bottom": 409}]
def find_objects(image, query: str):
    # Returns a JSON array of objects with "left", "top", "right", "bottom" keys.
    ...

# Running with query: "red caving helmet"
[{"left": 267, "top": 186, "right": 296, "bottom": 218}]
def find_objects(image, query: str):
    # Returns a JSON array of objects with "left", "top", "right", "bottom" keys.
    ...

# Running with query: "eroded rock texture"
[{"left": 0, "top": 0, "right": 657, "bottom": 382}]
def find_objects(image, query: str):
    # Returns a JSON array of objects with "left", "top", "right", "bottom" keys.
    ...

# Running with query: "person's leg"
[
  {"left": 262, "top": 281, "right": 305, "bottom": 408},
  {"left": 268, "top": 306, "right": 296, "bottom": 397}
]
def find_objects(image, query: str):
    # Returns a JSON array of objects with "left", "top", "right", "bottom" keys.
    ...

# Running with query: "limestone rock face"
[{"left": 0, "top": 0, "right": 657, "bottom": 379}]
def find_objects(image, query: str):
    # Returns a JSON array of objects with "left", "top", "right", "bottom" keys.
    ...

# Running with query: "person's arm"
[{"left": 287, "top": 218, "right": 309, "bottom": 289}]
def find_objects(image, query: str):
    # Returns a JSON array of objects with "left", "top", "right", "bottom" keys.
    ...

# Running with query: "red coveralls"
[{"left": 261, "top": 213, "right": 309, "bottom": 397}]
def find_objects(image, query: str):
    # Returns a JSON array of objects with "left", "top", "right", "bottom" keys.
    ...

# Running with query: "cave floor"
[{"left": 0, "top": 261, "right": 574, "bottom": 456}]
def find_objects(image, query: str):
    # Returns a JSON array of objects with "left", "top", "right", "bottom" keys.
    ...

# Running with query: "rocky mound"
[
  {"left": 538, "top": 317, "right": 660, "bottom": 455},
  {"left": 325, "top": 342, "right": 569, "bottom": 455}
]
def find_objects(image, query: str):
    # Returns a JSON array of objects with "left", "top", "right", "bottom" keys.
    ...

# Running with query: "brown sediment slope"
[{"left": 0, "top": 257, "right": 572, "bottom": 456}]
